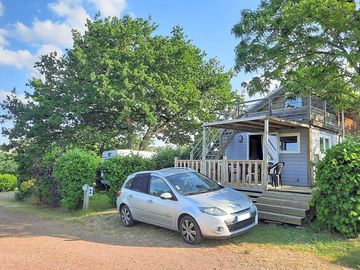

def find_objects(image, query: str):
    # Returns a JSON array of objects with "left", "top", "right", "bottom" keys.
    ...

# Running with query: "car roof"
[{"left": 127, "top": 167, "right": 196, "bottom": 180}]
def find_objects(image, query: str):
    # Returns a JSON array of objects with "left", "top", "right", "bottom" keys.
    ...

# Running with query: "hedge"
[
  {"left": 101, "top": 155, "right": 155, "bottom": 205},
  {"left": 54, "top": 148, "right": 100, "bottom": 210},
  {"left": 153, "top": 146, "right": 190, "bottom": 169},
  {"left": 312, "top": 137, "right": 360, "bottom": 238},
  {"left": 0, "top": 174, "right": 17, "bottom": 192}
]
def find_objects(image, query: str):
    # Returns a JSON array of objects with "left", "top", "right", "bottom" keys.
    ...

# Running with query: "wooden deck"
[
  {"left": 267, "top": 185, "right": 313, "bottom": 194},
  {"left": 175, "top": 159, "right": 267, "bottom": 191},
  {"left": 175, "top": 159, "right": 315, "bottom": 225}
]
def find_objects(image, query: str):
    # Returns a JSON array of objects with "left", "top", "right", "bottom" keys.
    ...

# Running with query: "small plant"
[
  {"left": 54, "top": 148, "right": 100, "bottom": 210},
  {"left": 0, "top": 174, "right": 17, "bottom": 192},
  {"left": 101, "top": 155, "right": 155, "bottom": 205},
  {"left": 15, "top": 179, "right": 35, "bottom": 201},
  {"left": 312, "top": 137, "right": 360, "bottom": 238}
]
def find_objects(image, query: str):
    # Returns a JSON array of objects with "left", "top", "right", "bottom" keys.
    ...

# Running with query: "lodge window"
[
  {"left": 285, "top": 96, "right": 302, "bottom": 108},
  {"left": 320, "top": 137, "right": 330, "bottom": 153},
  {"left": 279, "top": 133, "right": 300, "bottom": 153}
]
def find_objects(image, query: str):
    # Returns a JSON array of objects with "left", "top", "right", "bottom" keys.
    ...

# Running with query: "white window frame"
[
  {"left": 319, "top": 136, "right": 331, "bottom": 154},
  {"left": 278, "top": 132, "right": 301, "bottom": 154}
]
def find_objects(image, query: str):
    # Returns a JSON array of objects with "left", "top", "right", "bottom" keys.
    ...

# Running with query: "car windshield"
[{"left": 166, "top": 172, "right": 223, "bottom": 196}]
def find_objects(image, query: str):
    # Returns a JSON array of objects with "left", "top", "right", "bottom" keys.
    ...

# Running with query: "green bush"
[
  {"left": 0, "top": 151, "right": 18, "bottom": 175},
  {"left": 15, "top": 179, "right": 35, "bottom": 201},
  {"left": 0, "top": 174, "right": 17, "bottom": 192},
  {"left": 54, "top": 148, "right": 100, "bottom": 210},
  {"left": 153, "top": 146, "right": 191, "bottom": 169},
  {"left": 101, "top": 155, "right": 155, "bottom": 205},
  {"left": 312, "top": 138, "right": 360, "bottom": 238}
]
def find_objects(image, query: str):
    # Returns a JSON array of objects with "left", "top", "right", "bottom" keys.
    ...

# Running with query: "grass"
[
  {"left": 0, "top": 191, "right": 116, "bottom": 221},
  {"left": 1, "top": 192, "right": 359, "bottom": 268},
  {"left": 231, "top": 222, "right": 360, "bottom": 269}
]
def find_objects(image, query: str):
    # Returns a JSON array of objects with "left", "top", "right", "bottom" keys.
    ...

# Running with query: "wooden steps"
[
  {"left": 256, "top": 203, "right": 307, "bottom": 217},
  {"left": 258, "top": 211, "right": 304, "bottom": 225},
  {"left": 237, "top": 190, "right": 263, "bottom": 203},
  {"left": 255, "top": 190, "right": 313, "bottom": 226}
]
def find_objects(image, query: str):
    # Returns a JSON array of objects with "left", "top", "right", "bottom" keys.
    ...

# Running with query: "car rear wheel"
[
  {"left": 179, "top": 215, "right": 203, "bottom": 244},
  {"left": 120, "top": 205, "right": 135, "bottom": 227}
]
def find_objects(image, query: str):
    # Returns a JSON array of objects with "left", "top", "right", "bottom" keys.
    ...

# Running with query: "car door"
[
  {"left": 146, "top": 176, "right": 177, "bottom": 229},
  {"left": 126, "top": 173, "right": 152, "bottom": 222}
]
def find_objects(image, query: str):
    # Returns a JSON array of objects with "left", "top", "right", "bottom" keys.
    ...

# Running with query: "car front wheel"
[
  {"left": 179, "top": 215, "right": 203, "bottom": 244},
  {"left": 120, "top": 205, "right": 135, "bottom": 227}
]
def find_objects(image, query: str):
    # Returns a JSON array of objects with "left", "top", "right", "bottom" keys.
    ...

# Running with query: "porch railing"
[{"left": 174, "top": 158, "right": 267, "bottom": 191}]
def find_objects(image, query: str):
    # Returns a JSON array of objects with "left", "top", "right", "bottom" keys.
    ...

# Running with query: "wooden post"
[
  {"left": 82, "top": 184, "right": 89, "bottom": 213},
  {"left": 222, "top": 156, "right": 228, "bottom": 185},
  {"left": 262, "top": 118, "right": 269, "bottom": 191},
  {"left": 324, "top": 101, "right": 327, "bottom": 125},
  {"left": 308, "top": 94, "right": 312, "bottom": 124},
  {"left": 202, "top": 126, "right": 207, "bottom": 160},
  {"left": 200, "top": 160, "right": 206, "bottom": 174},
  {"left": 308, "top": 128, "right": 314, "bottom": 187},
  {"left": 268, "top": 98, "right": 272, "bottom": 116},
  {"left": 174, "top": 157, "right": 178, "bottom": 167}
]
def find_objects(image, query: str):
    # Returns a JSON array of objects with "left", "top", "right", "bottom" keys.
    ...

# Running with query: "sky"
[{"left": 0, "top": 0, "right": 261, "bottom": 143}]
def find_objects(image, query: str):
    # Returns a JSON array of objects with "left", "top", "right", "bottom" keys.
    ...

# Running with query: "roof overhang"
[{"left": 203, "top": 115, "right": 310, "bottom": 132}]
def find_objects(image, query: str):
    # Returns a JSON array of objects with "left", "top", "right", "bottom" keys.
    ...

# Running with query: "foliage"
[
  {"left": 153, "top": 146, "right": 191, "bottom": 169},
  {"left": 232, "top": 0, "right": 360, "bottom": 110},
  {"left": 0, "top": 174, "right": 17, "bottom": 192},
  {"left": 1, "top": 16, "right": 238, "bottom": 162},
  {"left": 312, "top": 138, "right": 360, "bottom": 237},
  {"left": 0, "top": 151, "right": 18, "bottom": 175},
  {"left": 54, "top": 148, "right": 100, "bottom": 210},
  {"left": 31, "top": 147, "right": 63, "bottom": 207},
  {"left": 101, "top": 155, "right": 155, "bottom": 205},
  {"left": 15, "top": 179, "right": 35, "bottom": 201}
]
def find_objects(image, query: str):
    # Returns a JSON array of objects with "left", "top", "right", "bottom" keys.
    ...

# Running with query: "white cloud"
[
  {"left": 36, "top": 44, "right": 63, "bottom": 58},
  {"left": 0, "top": 48, "right": 33, "bottom": 68},
  {"left": 0, "top": 89, "right": 27, "bottom": 103},
  {"left": 15, "top": 20, "right": 73, "bottom": 48},
  {"left": 0, "top": 1, "right": 4, "bottom": 17},
  {"left": 48, "top": 0, "right": 90, "bottom": 32},
  {"left": 88, "top": 0, "right": 126, "bottom": 17},
  {"left": 15, "top": 0, "right": 91, "bottom": 48},
  {"left": 0, "top": 28, "right": 7, "bottom": 46}
]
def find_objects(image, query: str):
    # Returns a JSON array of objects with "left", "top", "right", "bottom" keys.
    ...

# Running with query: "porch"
[
  {"left": 178, "top": 115, "right": 312, "bottom": 192},
  {"left": 174, "top": 115, "right": 315, "bottom": 225}
]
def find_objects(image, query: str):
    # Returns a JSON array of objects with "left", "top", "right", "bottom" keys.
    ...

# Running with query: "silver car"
[{"left": 116, "top": 167, "right": 258, "bottom": 244}]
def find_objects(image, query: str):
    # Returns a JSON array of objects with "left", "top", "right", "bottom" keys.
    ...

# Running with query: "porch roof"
[{"left": 203, "top": 115, "right": 309, "bottom": 132}]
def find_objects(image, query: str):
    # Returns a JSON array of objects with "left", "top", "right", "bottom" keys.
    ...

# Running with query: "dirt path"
[{"left": 0, "top": 192, "right": 349, "bottom": 270}]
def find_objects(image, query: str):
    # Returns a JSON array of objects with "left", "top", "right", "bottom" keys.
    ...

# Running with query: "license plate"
[{"left": 234, "top": 212, "right": 251, "bottom": 223}]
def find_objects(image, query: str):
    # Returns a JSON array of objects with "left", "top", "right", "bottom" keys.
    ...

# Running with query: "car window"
[
  {"left": 129, "top": 173, "right": 150, "bottom": 193},
  {"left": 166, "top": 172, "right": 223, "bottom": 196},
  {"left": 124, "top": 178, "right": 133, "bottom": 189},
  {"left": 149, "top": 177, "right": 172, "bottom": 197}
]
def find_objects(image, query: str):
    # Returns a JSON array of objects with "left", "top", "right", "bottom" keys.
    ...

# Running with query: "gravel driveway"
[{"left": 0, "top": 192, "right": 350, "bottom": 270}]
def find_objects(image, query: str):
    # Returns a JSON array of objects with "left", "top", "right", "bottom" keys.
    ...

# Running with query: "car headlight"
[{"left": 199, "top": 207, "right": 227, "bottom": 216}]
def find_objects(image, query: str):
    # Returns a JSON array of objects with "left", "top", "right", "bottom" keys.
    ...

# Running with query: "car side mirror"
[{"left": 160, "top": 192, "right": 173, "bottom": 200}]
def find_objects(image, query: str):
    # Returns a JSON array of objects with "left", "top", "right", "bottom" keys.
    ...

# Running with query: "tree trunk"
[{"left": 139, "top": 128, "right": 154, "bottom": 151}]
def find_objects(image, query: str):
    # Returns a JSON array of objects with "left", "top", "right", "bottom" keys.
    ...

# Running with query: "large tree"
[
  {"left": 233, "top": 0, "right": 360, "bottom": 109},
  {"left": 1, "top": 16, "right": 238, "bottom": 155}
]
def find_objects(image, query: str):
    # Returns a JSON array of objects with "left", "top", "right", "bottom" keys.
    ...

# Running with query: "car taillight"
[{"left": 116, "top": 191, "right": 121, "bottom": 197}]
